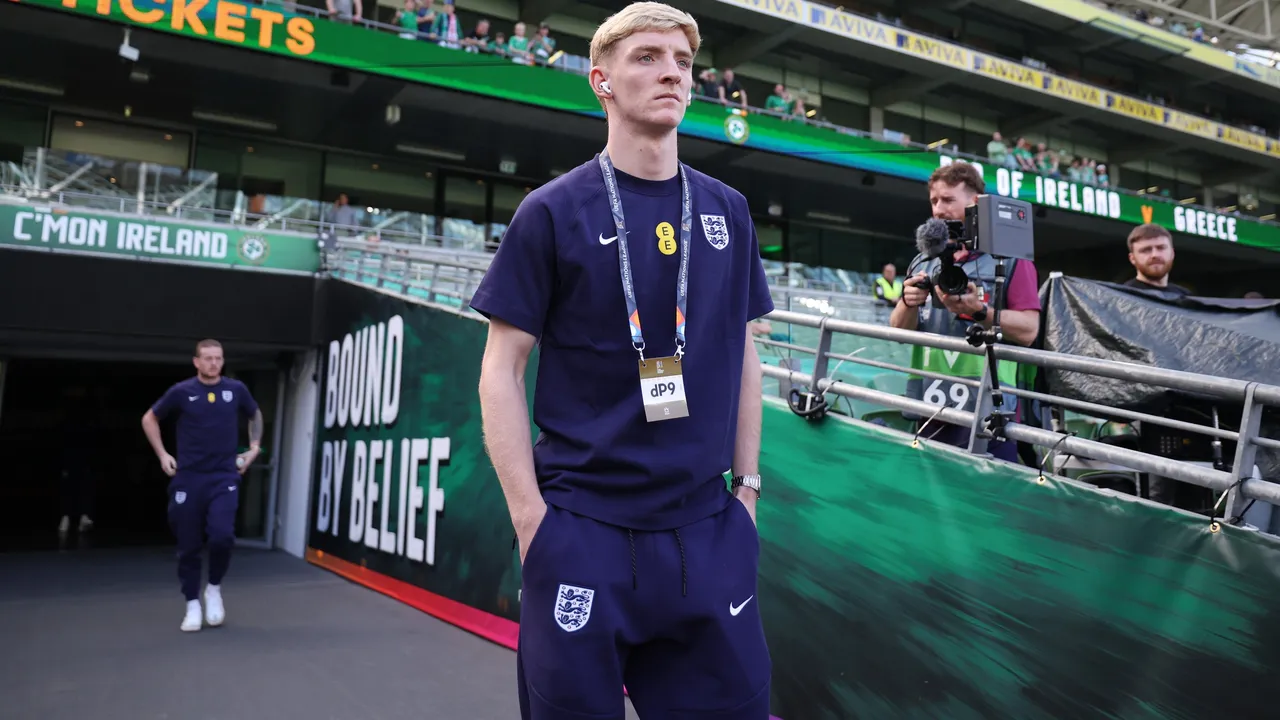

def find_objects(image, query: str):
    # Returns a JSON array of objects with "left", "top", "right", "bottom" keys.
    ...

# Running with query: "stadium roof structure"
[{"left": 1112, "top": 0, "right": 1279, "bottom": 52}]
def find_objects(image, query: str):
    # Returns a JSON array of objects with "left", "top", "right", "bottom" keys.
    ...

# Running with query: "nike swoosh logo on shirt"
[
  {"left": 599, "top": 233, "right": 618, "bottom": 245},
  {"left": 730, "top": 595, "right": 754, "bottom": 616}
]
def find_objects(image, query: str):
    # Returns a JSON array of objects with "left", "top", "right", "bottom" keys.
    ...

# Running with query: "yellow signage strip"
[{"left": 719, "top": 0, "right": 1280, "bottom": 161}]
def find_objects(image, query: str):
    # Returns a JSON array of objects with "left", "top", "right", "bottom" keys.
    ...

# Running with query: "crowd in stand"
[
  {"left": 986, "top": 132, "right": 1110, "bottom": 187},
  {"left": 381, "top": 0, "right": 561, "bottom": 63},
  {"left": 1106, "top": 4, "right": 1211, "bottom": 44},
  {"left": 319, "top": 0, "right": 1280, "bottom": 211}
]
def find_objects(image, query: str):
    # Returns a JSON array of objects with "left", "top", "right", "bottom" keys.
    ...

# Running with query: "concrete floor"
[{"left": 0, "top": 546, "right": 640, "bottom": 720}]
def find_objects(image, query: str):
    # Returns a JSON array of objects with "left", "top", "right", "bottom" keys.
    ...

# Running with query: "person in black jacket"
[{"left": 1123, "top": 223, "right": 1189, "bottom": 298}]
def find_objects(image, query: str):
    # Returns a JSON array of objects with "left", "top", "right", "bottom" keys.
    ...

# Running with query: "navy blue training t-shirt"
[
  {"left": 151, "top": 376, "right": 259, "bottom": 476},
  {"left": 470, "top": 156, "right": 774, "bottom": 531}
]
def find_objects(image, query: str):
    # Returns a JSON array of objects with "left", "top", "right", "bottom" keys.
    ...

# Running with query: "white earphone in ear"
[{"left": 599, "top": 80, "right": 612, "bottom": 95}]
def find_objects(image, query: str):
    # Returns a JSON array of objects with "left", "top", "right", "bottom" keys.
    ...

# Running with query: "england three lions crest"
[
  {"left": 700, "top": 214, "right": 729, "bottom": 250},
  {"left": 222, "top": 390, "right": 234, "bottom": 403},
  {"left": 554, "top": 583, "right": 595, "bottom": 632}
]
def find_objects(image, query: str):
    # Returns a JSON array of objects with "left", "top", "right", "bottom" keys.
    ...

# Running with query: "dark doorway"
[{"left": 0, "top": 357, "right": 276, "bottom": 554}]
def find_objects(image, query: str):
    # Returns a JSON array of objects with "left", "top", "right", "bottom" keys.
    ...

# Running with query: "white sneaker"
[
  {"left": 181, "top": 600, "right": 202, "bottom": 632},
  {"left": 78, "top": 515, "right": 94, "bottom": 532},
  {"left": 58, "top": 516, "right": 70, "bottom": 534},
  {"left": 204, "top": 584, "right": 225, "bottom": 627}
]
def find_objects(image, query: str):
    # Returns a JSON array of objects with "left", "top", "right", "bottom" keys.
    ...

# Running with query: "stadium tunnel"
[{"left": 0, "top": 249, "right": 324, "bottom": 552}]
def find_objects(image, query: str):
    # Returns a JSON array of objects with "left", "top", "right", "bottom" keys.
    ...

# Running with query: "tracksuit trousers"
[
  {"left": 516, "top": 497, "right": 772, "bottom": 719},
  {"left": 167, "top": 472, "right": 240, "bottom": 601}
]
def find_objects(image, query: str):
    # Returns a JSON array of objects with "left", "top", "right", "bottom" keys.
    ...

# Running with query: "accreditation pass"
[{"left": 639, "top": 356, "right": 689, "bottom": 422}]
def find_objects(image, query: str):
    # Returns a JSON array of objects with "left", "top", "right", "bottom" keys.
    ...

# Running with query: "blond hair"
[{"left": 589, "top": 2, "right": 701, "bottom": 68}]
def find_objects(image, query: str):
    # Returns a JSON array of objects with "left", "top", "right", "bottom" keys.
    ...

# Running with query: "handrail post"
[
  {"left": 968, "top": 353, "right": 995, "bottom": 457},
  {"left": 428, "top": 262, "right": 442, "bottom": 303},
  {"left": 378, "top": 252, "right": 392, "bottom": 289},
  {"left": 810, "top": 319, "right": 834, "bottom": 395},
  {"left": 1226, "top": 383, "right": 1266, "bottom": 524}
]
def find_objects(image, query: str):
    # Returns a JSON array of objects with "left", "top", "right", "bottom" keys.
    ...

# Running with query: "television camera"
[
  {"left": 912, "top": 194, "right": 1036, "bottom": 297},
  {"left": 910, "top": 194, "right": 1037, "bottom": 447}
]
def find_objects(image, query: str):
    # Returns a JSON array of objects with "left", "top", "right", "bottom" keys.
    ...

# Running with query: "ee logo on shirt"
[{"left": 656, "top": 222, "right": 677, "bottom": 256}]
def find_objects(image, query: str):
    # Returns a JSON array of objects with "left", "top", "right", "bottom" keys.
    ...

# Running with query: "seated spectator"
[
  {"left": 531, "top": 24, "right": 557, "bottom": 65},
  {"left": 765, "top": 84, "right": 804, "bottom": 120},
  {"left": 416, "top": 0, "right": 437, "bottom": 41},
  {"left": 718, "top": 68, "right": 748, "bottom": 109},
  {"left": 1066, "top": 158, "right": 1084, "bottom": 183},
  {"left": 327, "top": 0, "right": 361, "bottom": 23},
  {"left": 462, "top": 18, "right": 490, "bottom": 53},
  {"left": 432, "top": 1, "right": 461, "bottom": 49},
  {"left": 987, "top": 132, "right": 1012, "bottom": 169},
  {"left": 394, "top": 0, "right": 418, "bottom": 39},
  {"left": 507, "top": 22, "right": 533, "bottom": 65},
  {"left": 1095, "top": 164, "right": 1110, "bottom": 187},
  {"left": 695, "top": 68, "right": 720, "bottom": 98},
  {"left": 1012, "top": 138, "right": 1036, "bottom": 172},
  {"left": 1035, "top": 143, "right": 1059, "bottom": 178},
  {"left": 1081, "top": 159, "right": 1097, "bottom": 185},
  {"left": 489, "top": 31, "right": 508, "bottom": 57}
]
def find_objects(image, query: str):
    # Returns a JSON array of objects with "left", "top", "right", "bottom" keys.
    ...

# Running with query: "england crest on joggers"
[{"left": 554, "top": 583, "right": 595, "bottom": 632}]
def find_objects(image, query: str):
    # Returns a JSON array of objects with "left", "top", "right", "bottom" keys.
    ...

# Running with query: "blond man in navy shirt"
[
  {"left": 472, "top": 3, "right": 775, "bottom": 717},
  {"left": 142, "top": 339, "right": 262, "bottom": 632}
]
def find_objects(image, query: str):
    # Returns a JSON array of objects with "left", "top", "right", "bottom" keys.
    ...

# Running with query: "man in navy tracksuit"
[
  {"left": 471, "top": 3, "right": 774, "bottom": 717},
  {"left": 142, "top": 339, "right": 263, "bottom": 632}
]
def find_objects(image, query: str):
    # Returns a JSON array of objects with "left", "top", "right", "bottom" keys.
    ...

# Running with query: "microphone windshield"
[{"left": 914, "top": 218, "right": 950, "bottom": 258}]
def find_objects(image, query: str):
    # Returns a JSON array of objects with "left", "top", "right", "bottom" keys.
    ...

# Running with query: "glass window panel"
[{"left": 442, "top": 175, "right": 488, "bottom": 251}]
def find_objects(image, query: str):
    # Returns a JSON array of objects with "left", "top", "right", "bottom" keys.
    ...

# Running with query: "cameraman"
[{"left": 889, "top": 162, "right": 1042, "bottom": 462}]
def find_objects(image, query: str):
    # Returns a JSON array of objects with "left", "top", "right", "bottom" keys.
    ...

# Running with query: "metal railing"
[
  {"left": 324, "top": 238, "right": 1280, "bottom": 536},
  {"left": 0, "top": 167, "right": 889, "bottom": 291},
  {"left": 762, "top": 309, "right": 1280, "bottom": 523}
]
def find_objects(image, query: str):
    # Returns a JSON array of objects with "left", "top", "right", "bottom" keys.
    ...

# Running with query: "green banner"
[
  {"left": 938, "top": 155, "right": 1268, "bottom": 247},
  {"left": 308, "top": 280, "right": 535, "bottom": 623},
  {"left": 0, "top": 203, "right": 320, "bottom": 273},
  {"left": 308, "top": 282, "right": 1280, "bottom": 718},
  {"left": 22, "top": 0, "right": 1280, "bottom": 252}
]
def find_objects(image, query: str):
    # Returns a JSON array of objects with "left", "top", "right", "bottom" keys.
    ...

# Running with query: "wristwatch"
[
  {"left": 731, "top": 474, "right": 762, "bottom": 498},
  {"left": 971, "top": 304, "right": 989, "bottom": 322}
]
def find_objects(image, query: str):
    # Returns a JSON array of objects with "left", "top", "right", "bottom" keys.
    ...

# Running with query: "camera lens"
[{"left": 933, "top": 265, "right": 970, "bottom": 296}]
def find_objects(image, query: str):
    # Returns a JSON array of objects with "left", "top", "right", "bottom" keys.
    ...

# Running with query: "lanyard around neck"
[{"left": 597, "top": 151, "right": 692, "bottom": 362}]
